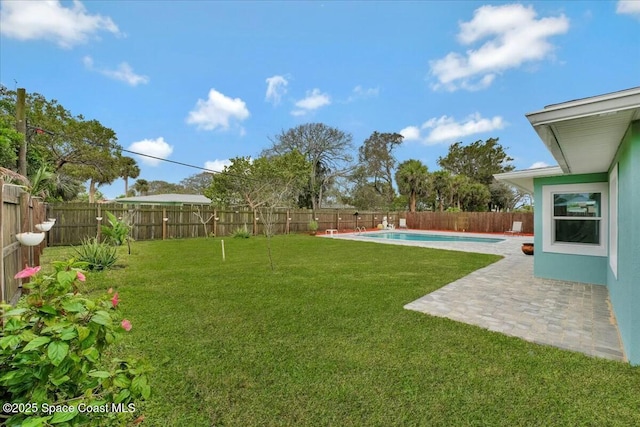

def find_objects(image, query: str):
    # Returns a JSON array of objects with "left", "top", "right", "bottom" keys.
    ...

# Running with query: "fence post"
[
  {"left": 33, "top": 198, "right": 43, "bottom": 267},
  {"left": 19, "top": 192, "right": 30, "bottom": 268},
  {"left": 162, "top": 208, "right": 167, "bottom": 240},
  {"left": 253, "top": 210, "right": 257, "bottom": 235},
  {"left": 96, "top": 204, "right": 102, "bottom": 241},
  {"left": 212, "top": 208, "right": 216, "bottom": 237},
  {"left": 286, "top": 209, "right": 290, "bottom": 234}
]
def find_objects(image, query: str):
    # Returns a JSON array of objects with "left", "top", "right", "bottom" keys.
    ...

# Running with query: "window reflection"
[{"left": 553, "top": 193, "right": 601, "bottom": 217}]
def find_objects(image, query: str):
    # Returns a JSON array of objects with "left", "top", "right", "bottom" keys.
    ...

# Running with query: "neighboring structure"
[
  {"left": 496, "top": 87, "right": 640, "bottom": 365},
  {"left": 114, "top": 194, "right": 212, "bottom": 206}
]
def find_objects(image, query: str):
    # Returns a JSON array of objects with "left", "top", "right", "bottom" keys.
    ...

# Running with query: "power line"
[
  {"left": 25, "top": 124, "right": 287, "bottom": 187},
  {"left": 27, "top": 123, "right": 225, "bottom": 175},
  {"left": 119, "top": 147, "right": 221, "bottom": 174}
]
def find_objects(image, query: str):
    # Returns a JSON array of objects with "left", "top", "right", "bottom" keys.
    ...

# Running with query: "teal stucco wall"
[
  {"left": 607, "top": 120, "right": 640, "bottom": 365},
  {"left": 533, "top": 173, "right": 608, "bottom": 285}
]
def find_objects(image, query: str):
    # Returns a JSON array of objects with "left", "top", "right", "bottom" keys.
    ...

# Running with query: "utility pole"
[{"left": 16, "top": 88, "right": 27, "bottom": 177}]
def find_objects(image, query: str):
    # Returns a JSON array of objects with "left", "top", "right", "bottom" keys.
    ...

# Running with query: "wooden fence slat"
[{"left": 1, "top": 182, "right": 46, "bottom": 303}]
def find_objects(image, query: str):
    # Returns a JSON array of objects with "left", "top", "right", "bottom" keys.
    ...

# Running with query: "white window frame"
[
  {"left": 542, "top": 182, "right": 608, "bottom": 257},
  {"left": 609, "top": 164, "right": 618, "bottom": 277}
]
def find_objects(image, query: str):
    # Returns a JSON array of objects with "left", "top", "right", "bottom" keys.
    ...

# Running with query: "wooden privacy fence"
[
  {"left": 406, "top": 211, "right": 533, "bottom": 234},
  {"left": 45, "top": 203, "right": 403, "bottom": 246},
  {"left": 45, "top": 203, "right": 534, "bottom": 246},
  {"left": 1, "top": 181, "right": 47, "bottom": 304}
]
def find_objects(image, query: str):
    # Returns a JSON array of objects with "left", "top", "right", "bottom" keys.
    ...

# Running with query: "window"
[{"left": 542, "top": 183, "right": 608, "bottom": 257}]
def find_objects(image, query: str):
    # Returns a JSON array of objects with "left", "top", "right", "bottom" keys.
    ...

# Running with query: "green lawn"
[{"left": 42, "top": 236, "right": 640, "bottom": 426}]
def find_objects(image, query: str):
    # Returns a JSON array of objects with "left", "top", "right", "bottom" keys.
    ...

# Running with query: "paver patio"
[{"left": 330, "top": 230, "right": 625, "bottom": 362}]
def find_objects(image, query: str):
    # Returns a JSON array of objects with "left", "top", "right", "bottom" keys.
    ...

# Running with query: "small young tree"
[
  {"left": 205, "top": 151, "right": 311, "bottom": 270},
  {"left": 192, "top": 206, "right": 214, "bottom": 237}
]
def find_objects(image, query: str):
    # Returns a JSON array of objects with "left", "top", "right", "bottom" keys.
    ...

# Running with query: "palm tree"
[
  {"left": 119, "top": 156, "right": 140, "bottom": 196},
  {"left": 395, "top": 159, "right": 429, "bottom": 212},
  {"left": 132, "top": 178, "right": 149, "bottom": 196}
]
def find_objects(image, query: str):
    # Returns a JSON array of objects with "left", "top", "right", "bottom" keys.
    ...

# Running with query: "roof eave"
[
  {"left": 526, "top": 87, "right": 640, "bottom": 126},
  {"left": 525, "top": 87, "right": 640, "bottom": 174},
  {"left": 494, "top": 166, "right": 564, "bottom": 193}
]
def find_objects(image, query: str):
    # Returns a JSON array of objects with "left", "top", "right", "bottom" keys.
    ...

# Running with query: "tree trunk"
[
  {"left": 124, "top": 176, "right": 129, "bottom": 196},
  {"left": 409, "top": 190, "right": 417, "bottom": 213},
  {"left": 89, "top": 179, "right": 96, "bottom": 203}
]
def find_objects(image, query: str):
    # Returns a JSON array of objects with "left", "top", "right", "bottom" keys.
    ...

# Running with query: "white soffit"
[
  {"left": 526, "top": 87, "right": 640, "bottom": 174},
  {"left": 494, "top": 166, "right": 564, "bottom": 193}
]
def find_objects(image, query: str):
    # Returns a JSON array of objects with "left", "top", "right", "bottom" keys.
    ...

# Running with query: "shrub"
[
  {"left": 74, "top": 237, "right": 118, "bottom": 270},
  {"left": 308, "top": 220, "right": 318, "bottom": 232},
  {"left": 101, "top": 212, "right": 131, "bottom": 247},
  {"left": 0, "top": 261, "right": 149, "bottom": 426},
  {"left": 231, "top": 224, "right": 251, "bottom": 239}
]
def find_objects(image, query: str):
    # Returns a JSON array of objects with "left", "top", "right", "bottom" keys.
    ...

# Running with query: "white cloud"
[
  {"left": 401, "top": 113, "right": 505, "bottom": 145},
  {"left": 128, "top": 137, "right": 174, "bottom": 166},
  {"left": 529, "top": 161, "right": 550, "bottom": 169},
  {"left": 186, "top": 89, "right": 250, "bottom": 131},
  {"left": 399, "top": 126, "right": 421, "bottom": 141},
  {"left": 265, "top": 75, "right": 288, "bottom": 105},
  {"left": 204, "top": 159, "right": 232, "bottom": 173},
  {"left": 291, "top": 88, "right": 331, "bottom": 116},
  {"left": 430, "top": 4, "right": 569, "bottom": 91},
  {"left": 0, "top": 0, "right": 120, "bottom": 48},
  {"left": 83, "top": 56, "right": 149, "bottom": 86},
  {"left": 617, "top": 1, "right": 640, "bottom": 18}
]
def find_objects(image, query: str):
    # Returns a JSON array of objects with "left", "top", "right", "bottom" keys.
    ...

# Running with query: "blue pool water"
[{"left": 362, "top": 232, "right": 504, "bottom": 243}]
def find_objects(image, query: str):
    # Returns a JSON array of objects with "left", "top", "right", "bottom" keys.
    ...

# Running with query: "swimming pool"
[{"left": 361, "top": 231, "right": 505, "bottom": 243}]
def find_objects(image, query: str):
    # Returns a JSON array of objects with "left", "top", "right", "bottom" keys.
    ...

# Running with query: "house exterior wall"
[
  {"left": 607, "top": 120, "right": 640, "bottom": 365},
  {"left": 533, "top": 173, "right": 608, "bottom": 285}
]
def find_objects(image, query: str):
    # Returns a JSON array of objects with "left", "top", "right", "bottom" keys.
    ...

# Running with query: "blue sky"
[{"left": 1, "top": 0, "right": 639, "bottom": 199}]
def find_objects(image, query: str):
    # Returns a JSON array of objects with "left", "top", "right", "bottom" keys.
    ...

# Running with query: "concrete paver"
[{"left": 329, "top": 230, "right": 625, "bottom": 362}]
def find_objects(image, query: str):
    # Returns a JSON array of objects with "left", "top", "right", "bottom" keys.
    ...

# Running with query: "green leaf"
[
  {"left": 131, "top": 375, "right": 149, "bottom": 396},
  {"left": 88, "top": 370, "right": 111, "bottom": 378},
  {"left": 82, "top": 347, "right": 100, "bottom": 363},
  {"left": 1, "top": 307, "right": 27, "bottom": 317},
  {"left": 114, "top": 388, "right": 131, "bottom": 403},
  {"left": 50, "top": 406, "right": 79, "bottom": 423},
  {"left": 59, "top": 327, "right": 77, "bottom": 341},
  {"left": 20, "top": 417, "right": 50, "bottom": 427},
  {"left": 50, "top": 374, "right": 70, "bottom": 386},
  {"left": 113, "top": 373, "right": 131, "bottom": 388},
  {"left": 38, "top": 305, "right": 58, "bottom": 315},
  {"left": 3, "top": 317, "right": 25, "bottom": 332},
  {"left": 90, "top": 310, "right": 112, "bottom": 326},
  {"left": 56, "top": 270, "right": 77, "bottom": 287},
  {"left": 47, "top": 341, "right": 69, "bottom": 366},
  {"left": 41, "top": 323, "right": 66, "bottom": 334},
  {"left": 22, "top": 336, "right": 51, "bottom": 352},
  {"left": 62, "top": 300, "right": 86, "bottom": 313},
  {"left": 76, "top": 325, "right": 90, "bottom": 342},
  {"left": 142, "top": 383, "right": 151, "bottom": 399},
  {"left": 0, "top": 334, "right": 21, "bottom": 349}
]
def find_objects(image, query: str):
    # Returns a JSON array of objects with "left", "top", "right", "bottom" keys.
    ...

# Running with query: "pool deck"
[{"left": 326, "top": 230, "right": 625, "bottom": 362}]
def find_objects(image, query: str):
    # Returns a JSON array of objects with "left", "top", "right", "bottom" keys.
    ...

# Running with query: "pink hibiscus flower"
[
  {"left": 121, "top": 319, "right": 132, "bottom": 331},
  {"left": 111, "top": 292, "right": 119, "bottom": 308},
  {"left": 14, "top": 265, "right": 41, "bottom": 279},
  {"left": 76, "top": 271, "right": 86, "bottom": 282}
]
